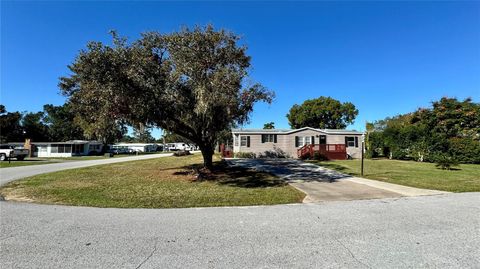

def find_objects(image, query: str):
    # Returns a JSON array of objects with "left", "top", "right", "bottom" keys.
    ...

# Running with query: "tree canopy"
[
  {"left": 286, "top": 96, "right": 358, "bottom": 129},
  {"left": 0, "top": 104, "right": 87, "bottom": 143},
  {"left": 59, "top": 26, "right": 273, "bottom": 168},
  {"left": 43, "top": 103, "right": 85, "bottom": 141},
  {"left": 366, "top": 97, "right": 480, "bottom": 163},
  {"left": 0, "top": 105, "right": 23, "bottom": 143},
  {"left": 263, "top": 122, "right": 275, "bottom": 129}
]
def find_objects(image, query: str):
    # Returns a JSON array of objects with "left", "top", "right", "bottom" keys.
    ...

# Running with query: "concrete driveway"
[
  {"left": 227, "top": 159, "right": 447, "bottom": 202},
  {"left": 1, "top": 193, "right": 479, "bottom": 268},
  {"left": 0, "top": 153, "right": 175, "bottom": 186}
]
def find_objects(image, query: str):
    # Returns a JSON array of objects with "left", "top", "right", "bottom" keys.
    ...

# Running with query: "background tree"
[
  {"left": 43, "top": 103, "right": 85, "bottom": 141},
  {"left": 287, "top": 96, "right": 358, "bottom": 129},
  {"left": 59, "top": 26, "right": 273, "bottom": 169},
  {"left": 21, "top": 112, "right": 49, "bottom": 142},
  {"left": 263, "top": 122, "right": 275, "bottom": 129},
  {"left": 132, "top": 124, "right": 156, "bottom": 143},
  {"left": 160, "top": 131, "right": 189, "bottom": 144},
  {"left": 120, "top": 134, "right": 136, "bottom": 143},
  {"left": 73, "top": 116, "right": 126, "bottom": 144},
  {"left": 0, "top": 105, "right": 23, "bottom": 143}
]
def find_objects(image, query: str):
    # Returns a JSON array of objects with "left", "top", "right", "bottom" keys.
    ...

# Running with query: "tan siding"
[{"left": 233, "top": 130, "right": 363, "bottom": 159}]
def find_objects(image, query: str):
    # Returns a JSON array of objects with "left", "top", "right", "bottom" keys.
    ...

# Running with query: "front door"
[
  {"left": 73, "top": 144, "right": 84, "bottom": 155},
  {"left": 319, "top": 135, "right": 327, "bottom": 145}
]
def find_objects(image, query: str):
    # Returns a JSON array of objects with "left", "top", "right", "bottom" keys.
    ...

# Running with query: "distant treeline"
[
  {"left": 0, "top": 103, "right": 159, "bottom": 144},
  {"left": 366, "top": 97, "right": 480, "bottom": 164}
]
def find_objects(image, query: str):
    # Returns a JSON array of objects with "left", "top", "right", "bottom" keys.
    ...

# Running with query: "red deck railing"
[{"left": 297, "top": 144, "right": 347, "bottom": 160}]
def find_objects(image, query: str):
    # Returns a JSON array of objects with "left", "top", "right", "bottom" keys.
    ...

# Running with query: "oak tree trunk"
[{"left": 200, "top": 144, "right": 214, "bottom": 170}]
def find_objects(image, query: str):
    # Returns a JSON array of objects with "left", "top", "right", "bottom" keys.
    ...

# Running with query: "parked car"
[
  {"left": 0, "top": 144, "right": 29, "bottom": 161},
  {"left": 166, "top": 143, "right": 196, "bottom": 151}
]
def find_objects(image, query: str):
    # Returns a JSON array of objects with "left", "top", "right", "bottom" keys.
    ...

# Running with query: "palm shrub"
[{"left": 434, "top": 154, "right": 459, "bottom": 170}]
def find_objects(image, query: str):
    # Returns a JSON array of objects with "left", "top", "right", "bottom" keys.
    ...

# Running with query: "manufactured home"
[
  {"left": 112, "top": 143, "right": 158, "bottom": 153},
  {"left": 232, "top": 127, "right": 363, "bottom": 159},
  {"left": 13, "top": 140, "right": 104, "bottom": 157}
]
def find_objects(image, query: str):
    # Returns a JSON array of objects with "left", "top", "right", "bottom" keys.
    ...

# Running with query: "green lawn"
[
  {"left": 0, "top": 154, "right": 305, "bottom": 208},
  {"left": 0, "top": 160, "right": 63, "bottom": 168},
  {"left": 310, "top": 159, "right": 480, "bottom": 192}
]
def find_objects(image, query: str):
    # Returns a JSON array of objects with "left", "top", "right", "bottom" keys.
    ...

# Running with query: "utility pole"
[
  {"left": 361, "top": 133, "right": 365, "bottom": 177},
  {"left": 361, "top": 141, "right": 364, "bottom": 176}
]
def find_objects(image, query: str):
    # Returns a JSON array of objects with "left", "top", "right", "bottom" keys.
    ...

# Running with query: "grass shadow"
[
  {"left": 307, "top": 161, "right": 349, "bottom": 172},
  {"left": 437, "top": 167, "right": 462, "bottom": 171}
]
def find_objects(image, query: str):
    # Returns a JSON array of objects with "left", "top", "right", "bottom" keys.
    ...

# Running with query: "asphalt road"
[
  {"left": 0, "top": 153, "right": 174, "bottom": 186},
  {"left": 1, "top": 193, "right": 479, "bottom": 268}
]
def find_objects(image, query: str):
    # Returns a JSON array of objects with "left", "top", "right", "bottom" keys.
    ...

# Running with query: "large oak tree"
[{"left": 60, "top": 26, "right": 273, "bottom": 169}]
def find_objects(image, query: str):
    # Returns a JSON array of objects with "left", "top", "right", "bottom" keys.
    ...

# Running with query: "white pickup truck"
[{"left": 0, "top": 144, "right": 30, "bottom": 161}]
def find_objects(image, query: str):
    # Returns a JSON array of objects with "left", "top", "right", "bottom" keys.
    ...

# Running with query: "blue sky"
[{"left": 2, "top": 1, "right": 479, "bottom": 138}]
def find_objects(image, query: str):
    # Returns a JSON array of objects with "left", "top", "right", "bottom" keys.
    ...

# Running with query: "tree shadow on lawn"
[
  {"left": 306, "top": 161, "right": 350, "bottom": 173},
  {"left": 175, "top": 161, "right": 288, "bottom": 188}
]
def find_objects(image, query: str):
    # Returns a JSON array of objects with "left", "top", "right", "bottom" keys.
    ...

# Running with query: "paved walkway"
[
  {"left": 0, "top": 153, "right": 176, "bottom": 186},
  {"left": 227, "top": 159, "right": 448, "bottom": 202},
  {"left": 1, "top": 193, "right": 479, "bottom": 268}
]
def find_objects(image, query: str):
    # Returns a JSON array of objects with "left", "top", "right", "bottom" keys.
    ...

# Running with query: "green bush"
[
  {"left": 448, "top": 137, "right": 480, "bottom": 164},
  {"left": 391, "top": 149, "right": 409, "bottom": 160},
  {"left": 434, "top": 154, "right": 459, "bottom": 170},
  {"left": 258, "top": 147, "right": 290, "bottom": 158},
  {"left": 299, "top": 153, "right": 311, "bottom": 160},
  {"left": 235, "top": 152, "right": 256, "bottom": 159},
  {"left": 312, "top": 152, "right": 328, "bottom": 161}
]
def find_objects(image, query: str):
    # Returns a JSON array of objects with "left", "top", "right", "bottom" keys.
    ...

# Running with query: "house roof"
[{"left": 232, "top": 127, "right": 363, "bottom": 135}]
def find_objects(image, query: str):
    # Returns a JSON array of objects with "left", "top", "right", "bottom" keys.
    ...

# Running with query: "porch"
[{"left": 297, "top": 144, "right": 347, "bottom": 160}]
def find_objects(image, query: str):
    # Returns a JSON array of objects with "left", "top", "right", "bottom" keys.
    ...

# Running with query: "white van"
[{"left": 166, "top": 143, "right": 195, "bottom": 151}]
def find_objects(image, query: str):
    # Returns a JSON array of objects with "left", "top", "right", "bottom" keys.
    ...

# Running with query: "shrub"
[
  {"left": 300, "top": 153, "right": 312, "bottom": 160},
  {"left": 235, "top": 152, "right": 256, "bottom": 159},
  {"left": 448, "top": 137, "right": 480, "bottom": 164},
  {"left": 312, "top": 152, "right": 328, "bottom": 161},
  {"left": 173, "top": 150, "right": 191, "bottom": 157},
  {"left": 434, "top": 154, "right": 459, "bottom": 170},
  {"left": 88, "top": 151, "right": 99, "bottom": 156},
  {"left": 258, "top": 147, "right": 290, "bottom": 158},
  {"left": 391, "top": 149, "right": 409, "bottom": 160}
]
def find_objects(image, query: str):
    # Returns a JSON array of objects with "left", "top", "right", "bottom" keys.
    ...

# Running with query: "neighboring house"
[
  {"left": 10, "top": 140, "right": 104, "bottom": 157},
  {"left": 112, "top": 143, "right": 158, "bottom": 153},
  {"left": 231, "top": 127, "right": 363, "bottom": 159}
]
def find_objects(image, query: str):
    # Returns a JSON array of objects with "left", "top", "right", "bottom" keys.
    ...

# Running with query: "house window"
[
  {"left": 51, "top": 144, "right": 58, "bottom": 153},
  {"left": 295, "top": 136, "right": 313, "bottom": 147},
  {"left": 64, "top": 144, "right": 72, "bottom": 153},
  {"left": 51, "top": 144, "right": 72, "bottom": 153},
  {"left": 89, "top": 144, "right": 101, "bottom": 151},
  {"left": 240, "top": 136, "right": 250, "bottom": 147},
  {"left": 304, "top": 136, "right": 311, "bottom": 145},
  {"left": 345, "top": 137, "right": 358, "bottom": 147},
  {"left": 234, "top": 134, "right": 239, "bottom": 146},
  {"left": 261, "top": 134, "right": 277, "bottom": 143}
]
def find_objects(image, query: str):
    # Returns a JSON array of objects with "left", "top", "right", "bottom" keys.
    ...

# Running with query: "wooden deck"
[{"left": 297, "top": 144, "right": 347, "bottom": 160}]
